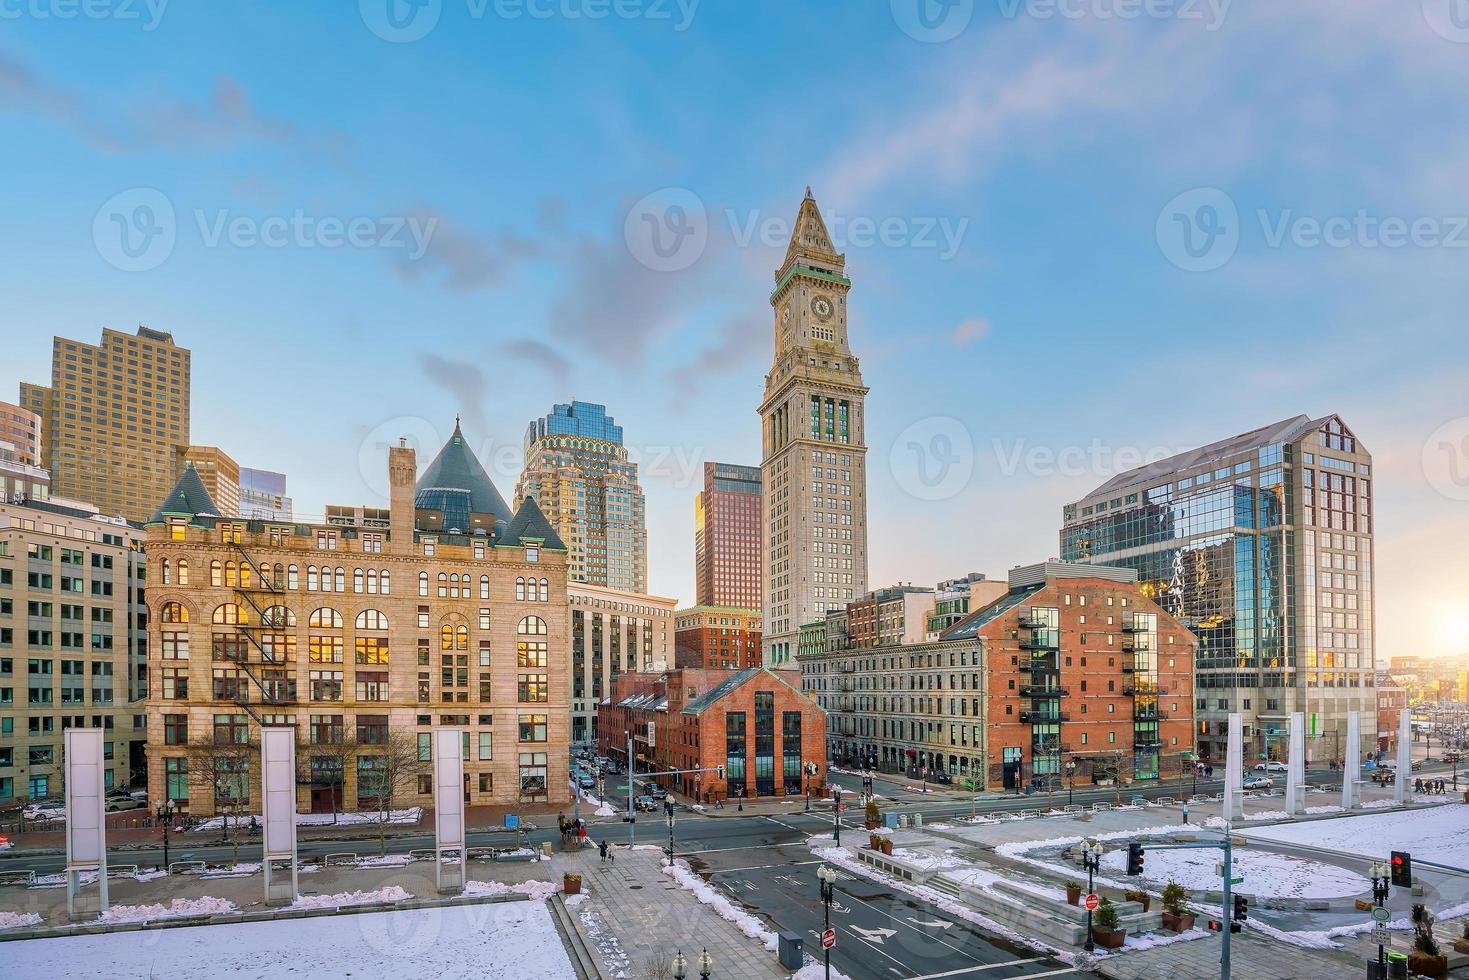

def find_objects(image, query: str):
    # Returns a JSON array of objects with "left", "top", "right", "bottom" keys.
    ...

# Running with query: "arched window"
[
  {"left": 381, "top": 570, "right": 391, "bottom": 595},
  {"left": 516, "top": 577, "right": 526, "bottom": 601},
  {"left": 160, "top": 601, "right": 189, "bottom": 624},
  {"left": 211, "top": 560, "right": 223, "bottom": 587},
  {"left": 518, "top": 615, "right": 548, "bottom": 668},
  {"left": 480, "top": 575, "right": 490, "bottom": 600},
  {"left": 160, "top": 558, "right": 171, "bottom": 585},
  {"left": 418, "top": 572, "right": 429, "bottom": 597},
  {"left": 456, "top": 624, "right": 468, "bottom": 650},
  {"left": 538, "top": 578, "right": 549, "bottom": 602},
  {"left": 365, "top": 569, "right": 377, "bottom": 595},
  {"left": 309, "top": 607, "right": 343, "bottom": 629},
  {"left": 213, "top": 603, "right": 247, "bottom": 625},
  {"left": 177, "top": 558, "right": 190, "bottom": 586},
  {"left": 334, "top": 567, "right": 345, "bottom": 593},
  {"left": 239, "top": 562, "right": 253, "bottom": 589},
  {"left": 261, "top": 605, "right": 295, "bottom": 628},
  {"left": 353, "top": 568, "right": 364, "bottom": 593},
  {"left": 288, "top": 564, "right": 299, "bottom": 590},
  {"left": 355, "top": 609, "right": 389, "bottom": 631},
  {"left": 441, "top": 624, "right": 454, "bottom": 651},
  {"left": 224, "top": 561, "right": 238, "bottom": 588},
  {"left": 518, "top": 616, "right": 548, "bottom": 636},
  {"left": 307, "top": 565, "right": 319, "bottom": 591},
  {"left": 437, "top": 572, "right": 448, "bottom": 598}
]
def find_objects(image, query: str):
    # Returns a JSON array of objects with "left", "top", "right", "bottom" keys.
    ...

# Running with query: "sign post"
[
  {"left": 1083, "top": 893, "right": 1100, "bottom": 911},
  {"left": 1223, "top": 712, "right": 1244, "bottom": 822},
  {"left": 433, "top": 728, "right": 466, "bottom": 894},
  {"left": 63, "top": 728, "right": 108, "bottom": 920},
  {"left": 261, "top": 727, "right": 299, "bottom": 906},
  {"left": 821, "top": 928, "right": 836, "bottom": 950},
  {"left": 1285, "top": 711, "right": 1305, "bottom": 816},
  {"left": 1343, "top": 710, "right": 1361, "bottom": 810}
]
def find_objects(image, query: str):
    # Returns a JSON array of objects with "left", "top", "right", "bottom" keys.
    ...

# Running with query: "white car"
[
  {"left": 23, "top": 801, "right": 66, "bottom": 822},
  {"left": 1242, "top": 774, "right": 1273, "bottom": 790},
  {"left": 1253, "top": 761, "right": 1288, "bottom": 773}
]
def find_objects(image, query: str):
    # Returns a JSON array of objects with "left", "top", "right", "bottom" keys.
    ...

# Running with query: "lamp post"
[
  {"left": 665, "top": 799, "right": 676, "bottom": 867},
  {"left": 155, "top": 798, "right": 176, "bottom": 871},
  {"left": 697, "top": 947, "right": 713, "bottom": 980},
  {"left": 672, "top": 950, "right": 687, "bottom": 980},
  {"left": 1065, "top": 760, "right": 1076, "bottom": 807},
  {"left": 831, "top": 785, "right": 841, "bottom": 847},
  {"left": 1080, "top": 839, "right": 1103, "bottom": 952},
  {"left": 818, "top": 864, "right": 838, "bottom": 980},
  {"left": 1370, "top": 860, "right": 1390, "bottom": 980}
]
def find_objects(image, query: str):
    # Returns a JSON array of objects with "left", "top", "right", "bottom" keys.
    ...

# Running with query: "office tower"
[
  {"left": 516, "top": 402, "right": 647, "bottom": 593},
  {"left": 567, "top": 582, "right": 676, "bottom": 745},
  {"left": 175, "top": 446, "right": 240, "bottom": 519},
  {"left": 1061, "top": 414, "right": 1376, "bottom": 765},
  {"left": 694, "top": 462, "right": 762, "bottom": 610},
  {"left": 239, "top": 467, "right": 293, "bottom": 521},
  {"left": 19, "top": 326, "right": 190, "bottom": 522},
  {"left": 759, "top": 188, "right": 869, "bottom": 666},
  {"left": 0, "top": 401, "right": 41, "bottom": 466}
]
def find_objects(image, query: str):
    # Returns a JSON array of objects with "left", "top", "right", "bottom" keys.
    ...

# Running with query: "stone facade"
[{"left": 568, "top": 581, "right": 675, "bottom": 746}]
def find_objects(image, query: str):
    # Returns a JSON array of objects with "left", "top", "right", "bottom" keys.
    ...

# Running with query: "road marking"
[
  {"left": 907, "top": 916, "right": 954, "bottom": 929},
  {"left": 710, "top": 859, "right": 821, "bottom": 874},
  {"left": 835, "top": 882, "right": 1009, "bottom": 963},
  {"left": 851, "top": 926, "right": 897, "bottom": 944},
  {"left": 905, "top": 962, "right": 1057, "bottom": 980},
  {"left": 764, "top": 816, "right": 804, "bottom": 832}
]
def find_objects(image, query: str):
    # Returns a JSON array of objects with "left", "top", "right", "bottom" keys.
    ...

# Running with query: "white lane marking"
[
  {"left": 852, "top": 925, "right": 898, "bottom": 944},
  {"left": 906, "top": 962, "right": 1058, "bottom": 980}
]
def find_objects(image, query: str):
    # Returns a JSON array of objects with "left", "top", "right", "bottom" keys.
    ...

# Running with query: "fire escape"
[{"left": 227, "top": 541, "right": 296, "bottom": 725}]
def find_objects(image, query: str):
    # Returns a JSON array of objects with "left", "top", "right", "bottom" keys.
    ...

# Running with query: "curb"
[{"left": 548, "top": 892, "right": 603, "bottom": 980}]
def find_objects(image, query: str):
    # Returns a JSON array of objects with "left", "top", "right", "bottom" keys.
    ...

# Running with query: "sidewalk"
[
  {"left": 556, "top": 846, "right": 787, "bottom": 979},
  {"left": 1093, "top": 929, "right": 1356, "bottom": 980}
]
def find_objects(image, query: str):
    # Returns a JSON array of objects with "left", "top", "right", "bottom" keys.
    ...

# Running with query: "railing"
[
  {"left": 1134, "top": 711, "right": 1170, "bottom": 722},
  {"left": 1019, "top": 639, "right": 1059, "bottom": 651},
  {"left": 1017, "top": 616, "right": 1048, "bottom": 630},
  {"left": 1019, "top": 711, "right": 1070, "bottom": 724},
  {"left": 1020, "top": 686, "right": 1068, "bottom": 698}
]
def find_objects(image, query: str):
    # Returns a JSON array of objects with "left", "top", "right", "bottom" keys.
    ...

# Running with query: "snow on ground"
[
  {"left": 0, "top": 911, "right": 43, "bottom": 930},
  {"left": 889, "top": 847, "right": 966, "bottom": 872},
  {"left": 190, "top": 807, "right": 422, "bottom": 832},
  {"left": 97, "top": 896, "right": 236, "bottom": 924},
  {"left": 1246, "top": 803, "right": 1469, "bottom": 870},
  {"left": 1098, "top": 845, "right": 1368, "bottom": 899},
  {"left": 291, "top": 885, "right": 411, "bottom": 910},
  {"left": 791, "top": 962, "right": 853, "bottom": 979},
  {"left": 461, "top": 879, "right": 559, "bottom": 901},
  {"left": 5, "top": 896, "right": 573, "bottom": 978},
  {"left": 663, "top": 859, "right": 780, "bottom": 951},
  {"left": 577, "top": 903, "right": 631, "bottom": 976}
]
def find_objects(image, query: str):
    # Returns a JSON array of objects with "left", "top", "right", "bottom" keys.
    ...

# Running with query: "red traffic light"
[{"left": 1391, "top": 855, "right": 1404, "bottom": 866}]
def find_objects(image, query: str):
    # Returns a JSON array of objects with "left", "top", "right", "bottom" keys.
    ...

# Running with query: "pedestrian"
[
  {"left": 1415, "top": 777, "right": 1424, "bottom": 793},
  {"left": 1183, "top": 802, "right": 1190, "bottom": 825},
  {"left": 598, "top": 838, "right": 607, "bottom": 863},
  {"left": 248, "top": 816, "right": 259, "bottom": 838}
]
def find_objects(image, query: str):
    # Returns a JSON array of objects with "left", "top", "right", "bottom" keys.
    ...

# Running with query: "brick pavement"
[{"left": 1092, "top": 929, "right": 1358, "bottom": 980}]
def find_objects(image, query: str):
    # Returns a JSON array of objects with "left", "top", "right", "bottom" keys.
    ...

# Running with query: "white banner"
[
  {"left": 433, "top": 728, "right": 465, "bottom": 849},
  {"left": 262, "top": 728, "right": 297, "bottom": 861},
  {"left": 64, "top": 729, "right": 106, "bottom": 868},
  {"left": 647, "top": 719, "right": 656, "bottom": 749}
]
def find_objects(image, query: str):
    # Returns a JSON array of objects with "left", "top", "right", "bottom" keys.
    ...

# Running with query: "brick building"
[
  {"left": 598, "top": 666, "right": 825, "bottom": 803},
  {"left": 674, "top": 606, "right": 762, "bottom": 670},
  {"left": 1377, "top": 686, "right": 1408, "bottom": 752},
  {"left": 694, "top": 462, "right": 761, "bottom": 610},
  {"left": 142, "top": 421, "right": 572, "bottom": 815}
]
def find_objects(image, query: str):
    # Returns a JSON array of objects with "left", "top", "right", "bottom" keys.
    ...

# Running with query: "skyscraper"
[
  {"left": 0, "top": 401, "right": 41, "bottom": 466},
  {"left": 694, "top": 461, "right": 762, "bottom": 609},
  {"left": 1061, "top": 414, "right": 1376, "bottom": 765},
  {"left": 759, "top": 189, "right": 870, "bottom": 667},
  {"left": 516, "top": 401, "right": 647, "bottom": 593},
  {"left": 239, "top": 467, "right": 293, "bottom": 521},
  {"left": 19, "top": 326, "right": 190, "bottom": 522}
]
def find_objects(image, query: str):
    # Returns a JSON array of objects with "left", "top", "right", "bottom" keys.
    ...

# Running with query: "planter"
[
  {"left": 1091, "top": 927, "right": 1126, "bottom": 950},
  {"left": 1454, "top": 938, "right": 1469, "bottom": 956},
  {"left": 563, "top": 873, "right": 582, "bottom": 896},
  {"left": 1408, "top": 953, "right": 1448, "bottom": 979},
  {"left": 869, "top": 834, "right": 882, "bottom": 851},
  {"left": 1066, "top": 886, "right": 1082, "bottom": 906},
  {"left": 865, "top": 821, "right": 880, "bottom": 831},
  {"left": 1124, "top": 891, "right": 1151, "bottom": 913},
  {"left": 879, "top": 839, "right": 894, "bottom": 856},
  {"left": 1161, "top": 911, "right": 1195, "bottom": 933}
]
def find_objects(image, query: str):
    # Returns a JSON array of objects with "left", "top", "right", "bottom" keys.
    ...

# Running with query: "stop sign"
[
  {"left": 822, "top": 928, "right": 836, "bottom": 950},
  {"left": 1084, "top": 893, "right": 1100, "bottom": 911}
]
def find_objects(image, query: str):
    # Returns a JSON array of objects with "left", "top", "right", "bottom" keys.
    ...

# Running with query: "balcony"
[
  {"left": 1017, "top": 616, "right": 1049, "bottom": 630},
  {"left": 1019, "top": 711, "right": 1070, "bottom": 724},
  {"left": 1018, "top": 659, "right": 1059, "bottom": 674},
  {"left": 1134, "top": 711, "right": 1169, "bottom": 722},
  {"left": 1121, "top": 622, "right": 1146, "bottom": 633},
  {"left": 1019, "top": 639, "right": 1059, "bottom": 652},
  {"left": 1020, "top": 686, "right": 1068, "bottom": 699}
]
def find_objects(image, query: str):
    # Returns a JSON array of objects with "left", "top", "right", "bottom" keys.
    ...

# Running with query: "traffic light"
[
  {"left": 1126, "top": 842, "right": 1145, "bottom": 876},
  {"left": 1232, "top": 895, "right": 1248, "bottom": 922},
  {"left": 1206, "top": 919, "right": 1223, "bottom": 932},
  {"left": 1391, "top": 851, "right": 1412, "bottom": 887}
]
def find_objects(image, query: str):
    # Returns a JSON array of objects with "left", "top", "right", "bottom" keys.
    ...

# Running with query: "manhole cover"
[{"left": 629, "top": 884, "right": 643, "bottom": 890}]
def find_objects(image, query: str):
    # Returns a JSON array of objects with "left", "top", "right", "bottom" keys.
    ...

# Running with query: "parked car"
[
  {"left": 929, "top": 770, "right": 953, "bottom": 785},
  {"left": 647, "top": 784, "right": 668, "bottom": 800},
  {"left": 635, "top": 795, "right": 658, "bottom": 812},
  {"left": 1411, "top": 760, "right": 1424, "bottom": 772},
  {"left": 105, "top": 796, "right": 146, "bottom": 813},
  {"left": 1253, "top": 761, "right": 1288, "bottom": 773},
  {"left": 577, "top": 775, "right": 596, "bottom": 790},
  {"left": 1371, "top": 768, "right": 1397, "bottom": 784},
  {"left": 1242, "top": 774, "right": 1273, "bottom": 790},
  {"left": 22, "top": 801, "right": 66, "bottom": 822},
  {"left": 1443, "top": 751, "right": 1462, "bottom": 764}
]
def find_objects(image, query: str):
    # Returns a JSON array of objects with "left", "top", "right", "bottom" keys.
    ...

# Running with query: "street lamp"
[
  {"left": 672, "top": 950, "right": 687, "bottom": 980},
  {"left": 1370, "top": 860, "right": 1390, "bottom": 980},
  {"left": 697, "top": 947, "right": 713, "bottom": 980},
  {"left": 817, "top": 864, "right": 838, "bottom": 980},
  {"left": 831, "top": 785, "right": 841, "bottom": 847},
  {"left": 1065, "top": 760, "right": 1077, "bottom": 807},
  {"left": 1080, "top": 839, "right": 1103, "bottom": 952},
  {"left": 665, "top": 799, "right": 676, "bottom": 867},
  {"left": 155, "top": 798, "right": 176, "bottom": 870}
]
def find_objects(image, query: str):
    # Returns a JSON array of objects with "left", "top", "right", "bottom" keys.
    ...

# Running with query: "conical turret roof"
[
  {"left": 414, "top": 419, "right": 513, "bottom": 531},
  {"left": 502, "top": 495, "right": 567, "bottom": 551},
  {"left": 147, "top": 464, "right": 221, "bottom": 526}
]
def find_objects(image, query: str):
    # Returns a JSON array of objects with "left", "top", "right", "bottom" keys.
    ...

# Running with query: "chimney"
[{"left": 388, "top": 438, "right": 416, "bottom": 554}]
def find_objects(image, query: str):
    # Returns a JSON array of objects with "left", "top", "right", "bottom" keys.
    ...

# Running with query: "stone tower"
[{"left": 759, "top": 188, "right": 870, "bottom": 667}]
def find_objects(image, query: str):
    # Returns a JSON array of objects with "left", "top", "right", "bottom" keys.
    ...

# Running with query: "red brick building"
[
  {"left": 1377, "top": 686, "right": 1408, "bottom": 752},
  {"left": 598, "top": 667, "right": 825, "bottom": 802},
  {"left": 944, "top": 562, "right": 1197, "bottom": 791},
  {"left": 674, "top": 606, "right": 762, "bottom": 669},
  {"left": 693, "top": 462, "right": 762, "bottom": 610}
]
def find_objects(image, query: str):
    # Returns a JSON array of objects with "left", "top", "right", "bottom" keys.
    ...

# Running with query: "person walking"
[
  {"left": 598, "top": 838, "right": 607, "bottom": 863},
  {"left": 1182, "top": 801, "right": 1190, "bottom": 825}
]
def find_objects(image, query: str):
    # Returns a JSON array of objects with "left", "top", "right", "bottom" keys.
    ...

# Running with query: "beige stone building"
[
  {"left": 142, "top": 422, "right": 572, "bottom": 815},
  {"left": 567, "top": 582, "right": 675, "bottom": 746},
  {"left": 20, "top": 326, "right": 190, "bottom": 523},
  {"left": 175, "top": 445, "right": 240, "bottom": 519},
  {"left": 760, "top": 189, "right": 870, "bottom": 667}
]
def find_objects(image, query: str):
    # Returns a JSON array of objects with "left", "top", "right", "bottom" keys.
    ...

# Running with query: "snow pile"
[
  {"left": 0, "top": 911, "right": 42, "bottom": 930},
  {"left": 198, "top": 862, "right": 261, "bottom": 877},
  {"left": 191, "top": 807, "right": 422, "bottom": 832},
  {"left": 1304, "top": 805, "right": 1344, "bottom": 815},
  {"left": 1118, "top": 927, "right": 1210, "bottom": 952},
  {"left": 663, "top": 860, "right": 779, "bottom": 951},
  {"left": 1099, "top": 846, "right": 1368, "bottom": 899},
  {"left": 291, "top": 885, "right": 411, "bottom": 910},
  {"left": 1241, "top": 810, "right": 1290, "bottom": 822},
  {"left": 573, "top": 785, "right": 620, "bottom": 817},
  {"left": 889, "top": 848, "right": 965, "bottom": 871},
  {"left": 790, "top": 962, "right": 853, "bottom": 979},
  {"left": 1247, "top": 803, "right": 1469, "bottom": 869},
  {"left": 353, "top": 854, "right": 417, "bottom": 868},
  {"left": 563, "top": 893, "right": 587, "bottom": 907},
  {"left": 461, "top": 879, "right": 559, "bottom": 901},
  {"left": 98, "top": 896, "right": 236, "bottom": 923}
]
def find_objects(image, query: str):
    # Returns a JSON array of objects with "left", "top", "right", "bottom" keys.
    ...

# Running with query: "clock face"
[
  {"left": 811, "top": 295, "right": 834, "bottom": 321},
  {"left": 782, "top": 304, "right": 792, "bottom": 324}
]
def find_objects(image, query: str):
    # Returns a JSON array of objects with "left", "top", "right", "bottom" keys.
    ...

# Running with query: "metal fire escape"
[{"left": 227, "top": 542, "right": 296, "bottom": 725}]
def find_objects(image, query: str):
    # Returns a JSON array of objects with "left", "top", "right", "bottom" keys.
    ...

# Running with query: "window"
[
  {"left": 517, "top": 674, "right": 548, "bottom": 703},
  {"left": 355, "top": 609, "right": 389, "bottom": 631},
  {"left": 518, "top": 714, "right": 547, "bottom": 743},
  {"left": 309, "top": 607, "right": 343, "bottom": 629},
  {"left": 355, "top": 671, "right": 389, "bottom": 702},
  {"left": 356, "top": 714, "right": 389, "bottom": 744},
  {"left": 165, "top": 757, "right": 188, "bottom": 803},
  {"left": 309, "top": 670, "right": 344, "bottom": 701},
  {"left": 478, "top": 732, "right": 493, "bottom": 760}
]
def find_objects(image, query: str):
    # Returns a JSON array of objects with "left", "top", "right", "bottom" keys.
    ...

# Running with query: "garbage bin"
[
  {"left": 912, "top": 813, "right": 924, "bottom": 828},
  {"left": 777, "top": 932, "right": 804, "bottom": 970},
  {"left": 1386, "top": 951, "right": 1408, "bottom": 980}
]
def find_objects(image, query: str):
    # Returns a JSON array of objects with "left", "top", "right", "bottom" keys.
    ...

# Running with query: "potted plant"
[
  {"left": 1123, "top": 888, "right": 1152, "bottom": 913},
  {"left": 1091, "top": 897, "right": 1126, "bottom": 950},
  {"left": 1453, "top": 918, "right": 1469, "bottom": 956},
  {"left": 1409, "top": 905, "right": 1448, "bottom": 978},
  {"left": 879, "top": 837, "right": 894, "bottom": 856},
  {"left": 563, "top": 872, "right": 582, "bottom": 896},
  {"left": 865, "top": 799, "right": 881, "bottom": 831},
  {"left": 869, "top": 832, "right": 882, "bottom": 851},
  {"left": 1160, "top": 881, "right": 1194, "bottom": 932},
  {"left": 1065, "top": 880, "right": 1082, "bottom": 906}
]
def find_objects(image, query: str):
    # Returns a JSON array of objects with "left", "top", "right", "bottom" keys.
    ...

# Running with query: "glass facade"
[{"left": 725, "top": 710, "right": 746, "bottom": 798}]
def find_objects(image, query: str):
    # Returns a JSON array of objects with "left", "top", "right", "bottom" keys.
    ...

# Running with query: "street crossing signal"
[
  {"left": 1391, "top": 851, "right": 1412, "bottom": 887},
  {"left": 1206, "top": 919, "right": 1223, "bottom": 932},
  {"left": 1126, "top": 842, "right": 1145, "bottom": 876},
  {"left": 1232, "top": 895, "right": 1248, "bottom": 922}
]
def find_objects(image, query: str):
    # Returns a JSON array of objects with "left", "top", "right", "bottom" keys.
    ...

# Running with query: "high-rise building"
[
  {"left": 0, "top": 496, "right": 149, "bottom": 805},
  {"left": 516, "top": 402, "right": 647, "bottom": 593},
  {"left": 19, "top": 326, "right": 190, "bottom": 523},
  {"left": 0, "top": 401, "right": 42, "bottom": 466},
  {"left": 759, "top": 189, "right": 870, "bottom": 667},
  {"left": 175, "top": 446, "right": 240, "bottom": 519},
  {"left": 142, "top": 420, "right": 573, "bottom": 815},
  {"left": 1061, "top": 414, "right": 1376, "bottom": 765},
  {"left": 674, "top": 606, "right": 762, "bottom": 670},
  {"left": 239, "top": 467, "right": 292, "bottom": 522},
  {"left": 0, "top": 442, "right": 50, "bottom": 504},
  {"left": 567, "top": 582, "right": 676, "bottom": 746},
  {"left": 694, "top": 462, "right": 762, "bottom": 610}
]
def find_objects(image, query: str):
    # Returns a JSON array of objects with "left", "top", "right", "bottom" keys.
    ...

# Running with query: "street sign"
[
  {"left": 1371, "top": 906, "right": 1392, "bottom": 923},
  {"left": 1370, "top": 924, "right": 1390, "bottom": 946},
  {"left": 1230, "top": 877, "right": 1244, "bottom": 885},
  {"left": 1084, "top": 893, "right": 1100, "bottom": 911},
  {"left": 821, "top": 928, "right": 836, "bottom": 950}
]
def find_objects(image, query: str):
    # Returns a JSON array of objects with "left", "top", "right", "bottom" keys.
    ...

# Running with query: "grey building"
[{"left": 239, "top": 467, "right": 292, "bottom": 521}]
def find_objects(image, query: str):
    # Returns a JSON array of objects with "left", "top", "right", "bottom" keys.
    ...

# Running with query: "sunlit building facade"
[{"left": 694, "top": 462, "right": 761, "bottom": 610}]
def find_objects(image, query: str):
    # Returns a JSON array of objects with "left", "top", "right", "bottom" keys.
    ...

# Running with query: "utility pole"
[{"left": 626, "top": 730, "right": 637, "bottom": 850}]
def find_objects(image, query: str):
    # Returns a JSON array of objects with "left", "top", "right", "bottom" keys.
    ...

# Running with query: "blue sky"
[{"left": 4, "top": 1, "right": 1469, "bottom": 661}]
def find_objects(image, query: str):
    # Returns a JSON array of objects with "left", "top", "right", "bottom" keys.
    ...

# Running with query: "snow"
[
  {"left": 0, "top": 911, "right": 43, "bottom": 930},
  {"left": 889, "top": 847, "right": 966, "bottom": 871},
  {"left": 663, "top": 859, "right": 780, "bottom": 951},
  {"left": 97, "top": 896, "right": 236, "bottom": 923},
  {"left": 1116, "top": 927, "right": 1211, "bottom": 952},
  {"left": 4, "top": 895, "right": 574, "bottom": 978},
  {"left": 1246, "top": 803, "right": 1469, "bottom": 870},
  {"left": 291, "top": 885, "right": 412, "bottom": 910},
  {"left": 790, "top": 962, "right": 853, "bottom": 979},
  {"left": 461, "top": 879, "right": 560, "bottom": 901},
  {"left": 190, "top": 807, "right": 423, "bottom": 832},
  {"left": 563, "top": 893, "right": 587, "bottom": 907},
  {"left": 1098, "top": 846, "right": 1368, "bottom": 899},
  {"left": 577, "top": 904, "right": 631, "bottom": 977}
]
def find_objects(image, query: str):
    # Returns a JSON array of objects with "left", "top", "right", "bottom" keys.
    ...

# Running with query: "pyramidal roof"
[
  {"left": 414, "top": 419, "right": 513, "bottom": 524},
  {"left": 502, "top": 495, "right": 567, "bottom": 551},
  {"left": 147, "top": 463, "right": 221, "bottom": 526},
  {"left": 786, "top": 185, "right": 838, "bottom": 259}
]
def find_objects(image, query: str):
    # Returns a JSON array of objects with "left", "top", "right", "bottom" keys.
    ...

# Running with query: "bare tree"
[
  {"left": 187, "top": 736, "right": 259, "bottom": 868},
  {"left": 355, "top": 731, "right": 430, "bottom": 856}
]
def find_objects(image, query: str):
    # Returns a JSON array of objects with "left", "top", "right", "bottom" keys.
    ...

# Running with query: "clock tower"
[{"left": 759, "top": 188, "right": 870, "bottom": 667}]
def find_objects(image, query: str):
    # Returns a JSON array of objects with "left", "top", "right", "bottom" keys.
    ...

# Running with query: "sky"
[{"left": 3, "top": 1, "right": 1468, "bottom": 664}]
